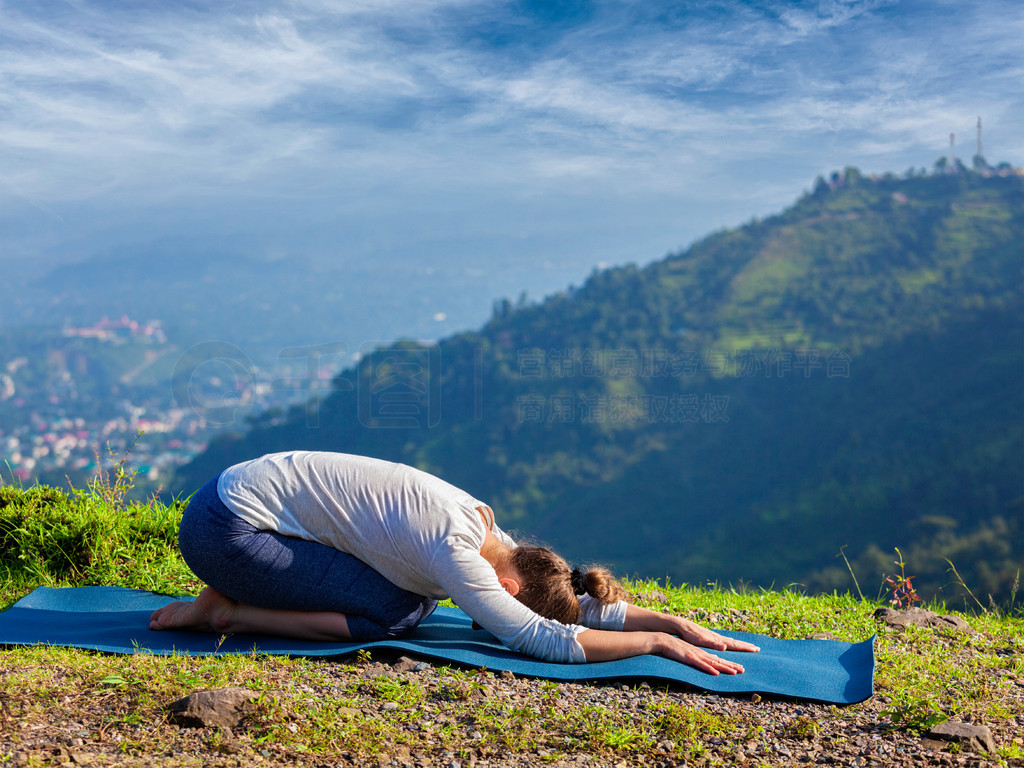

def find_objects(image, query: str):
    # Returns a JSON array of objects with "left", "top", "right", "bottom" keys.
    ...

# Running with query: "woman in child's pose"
[{"left": 150, "top": 451, "right": 758, "bottom": 673}]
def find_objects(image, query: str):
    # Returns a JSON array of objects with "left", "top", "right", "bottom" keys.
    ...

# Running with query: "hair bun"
[
  {"left": 581, "top": 566, "right": 630, "bottom": 604},
  {"left": 569, "top": 567, "right": 587, "bottom": 595}
]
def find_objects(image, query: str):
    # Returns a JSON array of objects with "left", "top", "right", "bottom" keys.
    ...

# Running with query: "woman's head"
[{"left": 508, "top": 545, "right": 627, "bottom": 624}]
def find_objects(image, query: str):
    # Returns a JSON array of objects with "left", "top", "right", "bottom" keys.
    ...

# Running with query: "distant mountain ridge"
[{"left": 176, "top": 166, "right": 1024, "bottom": 604}]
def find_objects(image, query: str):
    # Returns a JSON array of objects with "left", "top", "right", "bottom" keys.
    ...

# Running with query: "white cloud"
[
  {"left": 776, "top": 0, "right": 898, "bottom": 35},
  {"left": 0, "top": 0, "right": 1021, "bottom": 278}
]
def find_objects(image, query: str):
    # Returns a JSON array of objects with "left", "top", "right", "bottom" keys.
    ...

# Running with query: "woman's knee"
[
  {"left": 177, "top": 483, "right": 220, "bottom": 575},
  {"left": 386, "top": 598, "right": 438, "bottom": 637},
  {"left": 176, "top": 475, "right": 262, "bottom": 597},
  {"left": 348, "top": 599, "right": 437, "bottom": 641}
]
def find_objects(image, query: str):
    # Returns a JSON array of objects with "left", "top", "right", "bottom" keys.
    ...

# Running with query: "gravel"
[{"left": 2, "top": 650, "right": 1021, "bottom": 768}]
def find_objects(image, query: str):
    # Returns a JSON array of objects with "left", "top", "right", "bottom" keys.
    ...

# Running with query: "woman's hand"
[
  {"left": 577, "top": 602, "right": 761, "bottom": 672},
  {"left": 576, "top": 628, "right": 748, "bottom": 674},
  {"left": 650, "top": 633, "right": 748, "bottom": 675},
  {"left": 620, "top": 603, "right": 761, "bottom": 655},
  {"left": 670, "top": 616, "right": 761, "bottom": 654}
]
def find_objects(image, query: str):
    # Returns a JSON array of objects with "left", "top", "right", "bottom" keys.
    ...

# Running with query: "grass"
[
  {"left": 1, "top": 480, "right": 1022, "bottom": 766},
  {"left": 0, "top": 483, "right": 199, "bottom": 605}
]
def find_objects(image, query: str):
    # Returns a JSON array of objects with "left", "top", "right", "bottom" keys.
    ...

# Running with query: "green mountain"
[{"left": 176, "top": 166, "right": 1024, "bottom": 605}]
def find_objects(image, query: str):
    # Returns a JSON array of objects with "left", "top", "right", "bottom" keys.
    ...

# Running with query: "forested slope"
[{"left": 176, "top": 167, "right": 1024, "bottom": 603}]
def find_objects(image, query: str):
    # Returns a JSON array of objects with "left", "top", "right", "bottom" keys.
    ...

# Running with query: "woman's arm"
[
  {"left": 621, "top": 603, "right": 761, "bottom": 654},
  {"left": 575, "top": 627, "right": 747, "bottom": 675}
]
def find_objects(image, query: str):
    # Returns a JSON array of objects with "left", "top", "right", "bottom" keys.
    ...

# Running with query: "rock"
[
  {"left": 807, "top": 632, "right": 841, "bottom": 641},
  {"left": 392, "top": 655, "right": 421, "bottom": 673},
  {"left": 631, "top": 589, "right": 669, "bottom": 605},
  {"left": 873, "top": 607, "right": 972, "bottom": 632},
  {"left": 926, "top": 722, "right": 998, "bottom": 755},
  {"left": 937, "top": 614, "right": 972, "bottom": 631},
  {"left": 167, "top": 687, "right": 259, "bottom": 729}
]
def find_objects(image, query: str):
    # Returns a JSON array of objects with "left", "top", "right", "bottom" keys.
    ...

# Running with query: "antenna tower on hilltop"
[
  {"left": 976, "top": 116, "right": 983, "bottom": 158},
  {"left": 949, "top": 132, "right": 956, "bottom": 172}
]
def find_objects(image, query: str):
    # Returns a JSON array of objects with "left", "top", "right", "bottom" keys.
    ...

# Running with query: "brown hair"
[{"left": 508, "top": 545, "right": 628, "bottom": 625}]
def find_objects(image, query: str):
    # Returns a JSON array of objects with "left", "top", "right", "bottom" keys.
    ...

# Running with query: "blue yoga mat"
[{"left": 0, "top": 587, "right": 873, "bottom": 704}]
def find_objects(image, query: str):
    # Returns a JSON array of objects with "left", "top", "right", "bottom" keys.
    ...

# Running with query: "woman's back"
[{"left": 216, "top": 450, "right": 490, "bottom": 598}]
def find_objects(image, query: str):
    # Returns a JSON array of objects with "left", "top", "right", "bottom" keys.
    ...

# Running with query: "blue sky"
[{"left": 2, "top": 0, "right": 1022, "bottom": 338}]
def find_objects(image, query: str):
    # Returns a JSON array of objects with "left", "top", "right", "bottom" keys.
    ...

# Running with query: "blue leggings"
[{"left": 178, "top": 475, "right": 437, "bottom": 641}]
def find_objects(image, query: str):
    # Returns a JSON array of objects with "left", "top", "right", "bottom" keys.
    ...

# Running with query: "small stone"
[
  {"left": 926, "top": 722, "right": 998, "bottom": 755},
  {"left": 382, "top": 701, "right": 400, "bottom": 711},
  {"left": 392, "top": 656, "right": 421, "bottom": 673},
  {"left": 751, "top": 694, "right": 762, "bottom": 703},
  {"left": 807, "top": 632, "right": 841, "bottom": 641},
  {"left": 167, "top": 687, "right": 259, "bottom": 729},
  {"left": 873, "top": 607, "right": 972, "bottom": 632}
]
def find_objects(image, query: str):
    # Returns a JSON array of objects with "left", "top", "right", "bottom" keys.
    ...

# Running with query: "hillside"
[{"left": 176, "top": 166, "right": 1024, "bottom": 604}]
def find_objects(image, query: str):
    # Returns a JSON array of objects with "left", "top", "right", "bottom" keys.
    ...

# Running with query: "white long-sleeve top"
[{"left": 216, "top": 451, "right": 626, "bottom": 662}]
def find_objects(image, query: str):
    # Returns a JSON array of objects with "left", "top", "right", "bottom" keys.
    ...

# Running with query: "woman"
[{"left": 150, "top": 451, "right": 758, "bottom": 674}]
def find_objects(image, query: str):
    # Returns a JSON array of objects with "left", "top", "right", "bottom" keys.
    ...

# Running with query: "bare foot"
[{"left": 149, "top": 587, "right": 238, "bottom": 633}]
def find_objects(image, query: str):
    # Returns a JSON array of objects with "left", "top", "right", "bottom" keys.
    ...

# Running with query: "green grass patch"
[{"left": 0, "top": 483, "right": 198, "bottom": 608}]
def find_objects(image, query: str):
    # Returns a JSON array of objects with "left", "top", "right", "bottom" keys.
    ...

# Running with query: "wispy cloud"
[{"left": 0, "top": 0, "right": 1021, "bottom": 284}]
